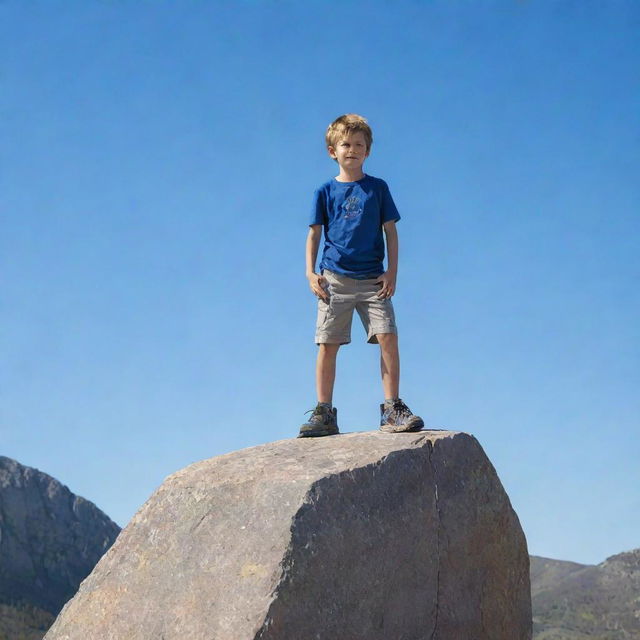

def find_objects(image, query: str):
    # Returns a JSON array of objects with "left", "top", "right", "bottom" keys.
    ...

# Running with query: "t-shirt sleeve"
[
  {"left": 309, "top": 187, "right": 326, "bottom": 226},
  {"left": 380, "top": 180, "right": 401, "bottom": 224}
]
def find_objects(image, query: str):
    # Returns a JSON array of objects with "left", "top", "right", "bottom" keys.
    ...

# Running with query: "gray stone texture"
[
  {"left": 0, "top": 456, "right": 121, "bottom": 614},
  {"left": 44, "top": 431, "right": 532, "bottom": 640}
]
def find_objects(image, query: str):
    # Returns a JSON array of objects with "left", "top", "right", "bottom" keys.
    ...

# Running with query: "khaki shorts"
[{"left": 315, "top": 269, "right": 398, "bottom": 345}]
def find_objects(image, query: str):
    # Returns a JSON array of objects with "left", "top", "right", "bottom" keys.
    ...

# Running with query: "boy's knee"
[{"left": 318, "top": 343, "right": 341, "bottom": 354}]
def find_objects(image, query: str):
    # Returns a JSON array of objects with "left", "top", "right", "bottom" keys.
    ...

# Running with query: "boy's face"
[{"left": 328, "top": 131, "right": 370, "bottom": 170}]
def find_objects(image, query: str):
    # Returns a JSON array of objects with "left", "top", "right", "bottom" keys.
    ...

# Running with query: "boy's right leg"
[
  {"left": 316, "top": 343, "right": 340, "bottom": 404},
  {"left": 299, "top": 343, "right": 341, "bottom": 438},
  {"left": 301, "top": 270, "right": 355, "bottom": 437}
]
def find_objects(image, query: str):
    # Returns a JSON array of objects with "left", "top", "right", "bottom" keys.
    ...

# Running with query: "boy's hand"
[
  {"left": 308, "top": 272, "right": 329, "bottom": 302},
  {"left": 375, "top": 271, "right": 397, "bottom": 299}
]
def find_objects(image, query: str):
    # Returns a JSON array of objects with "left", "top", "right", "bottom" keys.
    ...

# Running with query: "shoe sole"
[
  {"left": 297, "top": 427, "right": 340, "bottom": 438},
  {"left": 379, "top": 420, "right": 424, "bottom": 434}
]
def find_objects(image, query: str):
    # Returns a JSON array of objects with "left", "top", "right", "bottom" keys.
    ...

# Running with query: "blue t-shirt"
[{"left": 309, "top": 174, "right": 401, "bottom": 278}]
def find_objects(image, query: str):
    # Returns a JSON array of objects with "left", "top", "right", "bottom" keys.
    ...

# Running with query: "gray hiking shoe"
[
  {"left": 298, "top": 403, "right": 339, "bottom": 438},
  {"left": 379, "top": 398, "right": 424, "bottom": 433}
]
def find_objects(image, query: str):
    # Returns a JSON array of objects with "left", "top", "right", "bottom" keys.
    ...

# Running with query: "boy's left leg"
[
  {"left": 355, "top": 275, "right": 423, "bottom": 431},
  {"left": 376, "top": 332, "right": 424, "bottom": 433}
]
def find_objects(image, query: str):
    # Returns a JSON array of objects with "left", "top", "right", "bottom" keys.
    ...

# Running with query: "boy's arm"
[
  {"left": 306, "top": 225, "right": 329, "bottom": 301},
  {"left": 306, "top": 225, "right": 322, "bottom": 278},
  {"left": 384, "top": 220, "right": 398, "bottom": 277},
  {"left": 376, "top": 220, "right": 398, "bottom": 299}
]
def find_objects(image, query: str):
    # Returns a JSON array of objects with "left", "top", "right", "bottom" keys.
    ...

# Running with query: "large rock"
[
  {"left": 45, "top": 431, "right": 532, "bottom": 640},
  {"left": 0, "top": 455, "right": 121, "bottom": 639}
]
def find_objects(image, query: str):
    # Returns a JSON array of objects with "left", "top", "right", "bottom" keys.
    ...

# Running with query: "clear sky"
[{"left": 1, "top": 1, "right": 638, "bottom": 566}]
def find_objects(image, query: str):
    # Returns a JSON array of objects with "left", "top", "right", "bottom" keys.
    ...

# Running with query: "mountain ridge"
[
  {"left": 531, "top": 548, "right": 640, "bottom": 639},
  {"left": 0, "top": 455, "right": 121, "bottom": 640}
]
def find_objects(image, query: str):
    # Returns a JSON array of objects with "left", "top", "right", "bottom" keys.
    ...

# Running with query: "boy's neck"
[{"left": 335, "top": 167, "right": 366, "bottom": 183}]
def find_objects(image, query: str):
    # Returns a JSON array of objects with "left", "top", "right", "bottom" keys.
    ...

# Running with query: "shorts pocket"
[
  {"left": 316, "top": 295, "right": 331, "bottom": 331},
  {"left": 327, "top": 292, "right": 349, "bottom": 317}
]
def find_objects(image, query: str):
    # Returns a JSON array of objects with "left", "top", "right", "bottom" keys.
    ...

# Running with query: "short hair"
[{"left": 325, "top": 114, "right": 373, "bottom": 160}]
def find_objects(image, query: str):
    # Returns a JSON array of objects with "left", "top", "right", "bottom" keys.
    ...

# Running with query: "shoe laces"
[
  {"left": 304, "top": 404, "right": 328, "bottom": 416},
  {"left": 392, "top": 399, "right": 412, "bottom": 417}
]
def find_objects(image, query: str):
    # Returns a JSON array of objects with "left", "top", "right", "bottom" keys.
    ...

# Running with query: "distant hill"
[
  {"left": 0, "top": 456, "right": 120, "bottom": 640},
  {"left": 531, "top": 549, "right": 640, "bottom": 639}
]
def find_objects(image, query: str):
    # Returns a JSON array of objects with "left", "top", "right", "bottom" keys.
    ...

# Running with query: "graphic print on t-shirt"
[{"left": 342, "top": 195, "right": 363, "bottom": 219}]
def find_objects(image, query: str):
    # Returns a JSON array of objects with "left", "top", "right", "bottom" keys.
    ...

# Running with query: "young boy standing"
[{"left": 299, "top": 114, "right": 424, "bottom": 437}]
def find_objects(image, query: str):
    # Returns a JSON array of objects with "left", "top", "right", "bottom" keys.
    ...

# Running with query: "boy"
[{"left": 299, "top": 114, "right": 424, "bottom": 437}]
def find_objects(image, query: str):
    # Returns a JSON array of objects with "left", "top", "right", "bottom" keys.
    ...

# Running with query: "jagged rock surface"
[
  {"left": 45, "top": 431, "right": 532, "bottom": 640},
  {"left": 0, "top": 455, "right": 121, "bottom": 633}
]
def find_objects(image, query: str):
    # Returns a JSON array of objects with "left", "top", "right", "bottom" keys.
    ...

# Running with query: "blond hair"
[{"left": 325, "top": 114, "right": 373, "bottom": 161}]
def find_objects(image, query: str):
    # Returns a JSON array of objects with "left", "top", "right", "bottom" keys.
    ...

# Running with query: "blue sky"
[{"left": 1, "top": 1, "right": 638, "bottom": 566}]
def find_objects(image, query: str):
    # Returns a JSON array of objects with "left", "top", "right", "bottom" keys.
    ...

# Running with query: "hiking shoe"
[
  {"left": 298, "top": 403, "right": 339, "bottom": 438},
  {"left": 379, "top": 399, "right": 424, "bottom": 433}
]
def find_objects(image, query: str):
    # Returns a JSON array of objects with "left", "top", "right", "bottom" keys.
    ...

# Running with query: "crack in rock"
[{"left": 428, "top": 439, "right": 441, "bottom": 640}]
